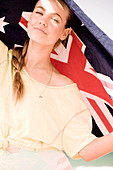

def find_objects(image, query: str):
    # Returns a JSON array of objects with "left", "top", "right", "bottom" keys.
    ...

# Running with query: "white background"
[{"left": 74, "top": 0, "right": 113, "bottom": 41}]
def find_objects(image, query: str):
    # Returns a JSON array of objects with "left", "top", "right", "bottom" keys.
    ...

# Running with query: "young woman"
[{"left": 0, "top": 0, "right": 113, "bottom": 169}]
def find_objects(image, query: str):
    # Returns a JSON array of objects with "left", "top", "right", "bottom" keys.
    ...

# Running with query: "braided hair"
[{"left": 12, "top": 38, "right": 29, "bottom": 102}]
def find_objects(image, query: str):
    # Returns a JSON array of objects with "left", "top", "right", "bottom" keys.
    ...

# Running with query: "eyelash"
[
  {"left": 35, "top": 11, "right": 43, "bottom": 15},
  {"left": 35, "top": 11, "right": 59, "bottom": 23},
  {"left": 51, "top": 18, "right": 59, "bottom": 23}
]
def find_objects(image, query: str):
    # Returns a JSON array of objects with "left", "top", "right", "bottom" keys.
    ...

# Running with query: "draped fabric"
[
  {"left": 64, "top": 0, "right": 113, "bottom": 136},
  {"left": 0, "top": 0, "right": 113, "bottom": 137}
]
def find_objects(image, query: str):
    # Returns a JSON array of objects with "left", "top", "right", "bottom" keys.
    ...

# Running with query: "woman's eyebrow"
[
  {"left": 36, "top": 6, "right": 45, "bottom": 11},
  {"left": 35, "top": 6, "right": 62, "bottom": 20}
]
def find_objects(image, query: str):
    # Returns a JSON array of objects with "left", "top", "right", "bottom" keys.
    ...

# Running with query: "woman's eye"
[
  {"left": 51, "top": 18, "right": 59, "bottom": 23},
  {"left": 35, "top": 11, "right": 43, "bottom": 15}
]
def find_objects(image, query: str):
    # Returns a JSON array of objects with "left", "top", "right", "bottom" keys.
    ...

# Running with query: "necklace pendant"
[{"left": 39, "top": 95, "right": 43, "bottom": 99}]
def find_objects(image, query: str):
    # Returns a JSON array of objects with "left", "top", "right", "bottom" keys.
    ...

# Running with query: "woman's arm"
[{"left": 77, "top": 132, "right": 113, "bottom": 162}]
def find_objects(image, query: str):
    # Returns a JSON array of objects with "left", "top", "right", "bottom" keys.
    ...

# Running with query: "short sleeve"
[{"left": 62, "top": 108, "right": 97, "bottom": 159}]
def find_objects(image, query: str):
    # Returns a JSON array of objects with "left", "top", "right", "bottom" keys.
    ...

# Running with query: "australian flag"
[{"left": 0, "top": 0, "right": 113, "bottom": 137}]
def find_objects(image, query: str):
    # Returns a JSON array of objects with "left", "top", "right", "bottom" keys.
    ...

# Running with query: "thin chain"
[
  {"left": 25, "top": 66, "right": 53, "bottom": 99},
  {"left": 39, "top": 66, "right": 53, "bottom": 98}
]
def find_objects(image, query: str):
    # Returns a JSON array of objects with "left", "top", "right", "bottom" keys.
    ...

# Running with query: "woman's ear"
[{"left": 60, "top": 27, "right": 72, "bottom": 41}]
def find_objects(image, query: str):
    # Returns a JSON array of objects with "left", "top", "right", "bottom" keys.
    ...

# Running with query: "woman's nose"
[{"left": 39, "top": 18, "right": 48, "bottom": 27}]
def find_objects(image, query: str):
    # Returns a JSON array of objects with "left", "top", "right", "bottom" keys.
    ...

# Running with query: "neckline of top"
[{"left": 22, "top": 68, "right": 77, "bottom": 89}]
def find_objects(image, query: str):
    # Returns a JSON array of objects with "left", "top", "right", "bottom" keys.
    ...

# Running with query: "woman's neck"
[{"left": 25, "top": 40, "right": 53, "bottom": 70}]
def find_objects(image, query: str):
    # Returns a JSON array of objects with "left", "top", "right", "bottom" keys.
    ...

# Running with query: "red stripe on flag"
[
  {"left": 88, "top": 98, "right": 113, "bottom": 133},
  {"left": 20, "top": 16, "right": 28, "bottom": 28}
]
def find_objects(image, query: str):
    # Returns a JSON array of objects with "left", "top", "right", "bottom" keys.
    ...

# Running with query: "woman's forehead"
[{"left": 35, "top": 0, "right": 69, "bottom": 15}]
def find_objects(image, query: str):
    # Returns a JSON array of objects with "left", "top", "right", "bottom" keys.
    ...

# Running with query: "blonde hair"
[
  {"left": 12, "top": 0, "right": 74, "bottom": 102},
  {"left": 12, "top": 38, "right": 29, "bottom": 102}
]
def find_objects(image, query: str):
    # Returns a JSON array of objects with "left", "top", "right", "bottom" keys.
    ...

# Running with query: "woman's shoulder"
[
  {"left": 51, "top": 67, "right": 74, "bottom": 87},
  {"left": 57, "top": 74, "right": 74, "bottom": 86}
]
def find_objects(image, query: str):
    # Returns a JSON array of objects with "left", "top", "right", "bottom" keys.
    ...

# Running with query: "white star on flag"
[{"left": 0, "top": 16, "right": 9, "bottom": 33}]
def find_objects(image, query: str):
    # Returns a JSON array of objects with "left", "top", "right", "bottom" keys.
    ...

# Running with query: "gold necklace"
[
  {"left": 39, "top": 66, "right": 53, "bottom": 98},
  {"left": 24, "top": 66, "right": 53, "bottom": 99}
]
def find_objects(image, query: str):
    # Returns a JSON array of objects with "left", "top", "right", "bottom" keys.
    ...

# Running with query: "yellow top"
[{"left": 0, "top": 41, "right": 96, "bottom": 159}]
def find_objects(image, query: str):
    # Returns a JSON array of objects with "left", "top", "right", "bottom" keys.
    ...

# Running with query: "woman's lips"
[{"left": 34, "top": 27, "right": 47, "bottom": 35}]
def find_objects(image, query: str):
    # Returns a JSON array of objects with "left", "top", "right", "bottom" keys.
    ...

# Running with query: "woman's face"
[{"left": 27, "top": 0, "right": 71, "bottom": 47}]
